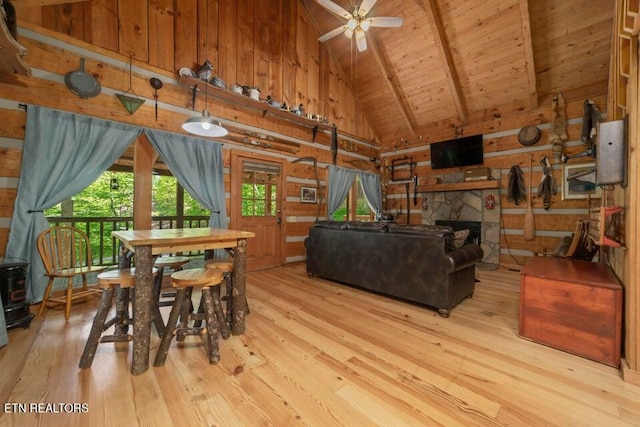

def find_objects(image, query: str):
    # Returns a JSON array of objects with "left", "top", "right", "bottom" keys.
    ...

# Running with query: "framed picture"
[
  {"left": 562, "top": 162, "right": 602, "bottom": 200},
  {"left": 300, "top": 186, "right": 317, "bottom": 203}
]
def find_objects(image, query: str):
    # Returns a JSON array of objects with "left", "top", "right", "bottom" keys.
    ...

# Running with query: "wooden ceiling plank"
[
  {"left": 420, "top": 0, "right": 467, "bottom": 124},
  {"left": 13, "top": 0, "right": 88, "bottom": 6},
  {"left": 368, "top": 35, "right": 417, "bottom": 138},
  {"left": 518, "top": 0, "right": 538, "bottom": 109}
]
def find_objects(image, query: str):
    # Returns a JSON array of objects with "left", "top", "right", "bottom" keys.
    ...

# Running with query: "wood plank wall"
[
  {"left": 608, "top": 0, "right": 640, "bottom": 383},
  {"left": 0, "top": 0, "right": 612, "bottom": 271},
  {"left": 0, "top": 1, "right": 377, "bottom": 263},
  {"left": 382, "top": 95, "right": 608, "bottom": 268}
]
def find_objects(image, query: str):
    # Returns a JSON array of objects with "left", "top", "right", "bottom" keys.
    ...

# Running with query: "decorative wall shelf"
[
  {"left": 416, "top": 180, "right": 499, "bottom": 192},
  {"left": 387, "top": 156, "right": 415, "bottom": 182},
  {"left": 178, "top": 75, "right": 332, "bottom": 133},
  {"left": 589, "top": 204, "right": 625, "bottom": 248}
]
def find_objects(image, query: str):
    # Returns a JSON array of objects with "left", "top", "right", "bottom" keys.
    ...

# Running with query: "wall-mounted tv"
[{"left": 430, "top": 134, "right": 484, "bottom": 170}]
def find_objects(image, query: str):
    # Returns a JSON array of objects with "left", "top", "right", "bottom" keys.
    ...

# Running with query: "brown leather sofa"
[{"left": 304, "top": 221, "right": 483, "bottom": 317}]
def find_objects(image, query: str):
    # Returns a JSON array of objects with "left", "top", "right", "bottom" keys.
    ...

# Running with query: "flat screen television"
[{"left": 430, "top": 135, "right": 484, "bottom": 170}]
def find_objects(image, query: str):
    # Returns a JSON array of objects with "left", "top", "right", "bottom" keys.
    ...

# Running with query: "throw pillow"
[{"left": 454, "top": 229, "right": 470, "bottom": 248}]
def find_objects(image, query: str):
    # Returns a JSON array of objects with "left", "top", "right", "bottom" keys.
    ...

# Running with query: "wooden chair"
[
  {"left": 37, "top": 226, "right": 108, "bottom": 321},
  {"left": 154, "top": 268, "right": 227, "bottom": 366}
]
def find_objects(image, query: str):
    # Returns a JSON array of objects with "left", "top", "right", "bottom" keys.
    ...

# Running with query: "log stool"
[
  {"left": 154, "top": 268, "right": 228, "bottom": 366},
  {"left": 204, "top": 258, "right": 250, "bottom": 334},
  {"left": 79, "top": 267, "right": 157, "bottom": 369},
  {"left": 154, "top": 256, "right": 191, "bottom": 307},
  {"left": 152, "top": 256, "right": 191, "bottom": 336}
]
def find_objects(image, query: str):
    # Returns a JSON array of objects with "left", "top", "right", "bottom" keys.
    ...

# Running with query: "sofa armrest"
[{"left": 443, "top": 245, "right": 483, "bottom": 273}]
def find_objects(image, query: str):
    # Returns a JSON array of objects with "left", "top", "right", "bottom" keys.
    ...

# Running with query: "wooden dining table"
[{"left": 112, "top": 227, "right": 255, "bottom": 375}]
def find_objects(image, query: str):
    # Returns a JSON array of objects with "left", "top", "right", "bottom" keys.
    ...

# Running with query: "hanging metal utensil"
[
  {"left": 115, "top": 51, "right": 144, "bottom": 115},
  {"left": 65, "top": 57, "right": 101, "bottom": 99},
  {"left": 149, "top": 77, "right": 163, "bottom": 121}
]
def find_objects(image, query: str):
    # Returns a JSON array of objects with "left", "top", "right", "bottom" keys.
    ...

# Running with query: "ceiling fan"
[{"left": 317, "top": 0, "right": 403, "bottom": 52}]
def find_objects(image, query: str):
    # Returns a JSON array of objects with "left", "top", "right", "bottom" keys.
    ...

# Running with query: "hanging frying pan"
[{"left": 65, "top": 57, "right": 101, "bottom": 99}]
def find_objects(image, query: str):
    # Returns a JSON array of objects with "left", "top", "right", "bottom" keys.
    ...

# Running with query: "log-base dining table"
[{"left": 112, "top": 227, "right": 255, "bottom": 375}]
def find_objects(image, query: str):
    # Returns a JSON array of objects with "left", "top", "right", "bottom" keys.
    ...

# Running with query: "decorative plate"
[{"left": 178, "top": 67, "right": 197, "bottom": 78}]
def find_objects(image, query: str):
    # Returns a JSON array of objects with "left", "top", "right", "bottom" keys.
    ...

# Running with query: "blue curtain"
[
  {"left": 2, "top": 106, "right": 140, "bottom": 346},
  {"left": 327, "top": 165, "right": 357, "bottom": 219},
  {"left": 145, "top": 129, "right": 227, "bottom": 230},
  {"left": 359, "top": 171, "right": 382, "bottom": 214}
]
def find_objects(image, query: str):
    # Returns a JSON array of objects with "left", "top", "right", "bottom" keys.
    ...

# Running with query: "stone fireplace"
[{"left": 421, "top": 171, "right": 500, "bottom": 266}]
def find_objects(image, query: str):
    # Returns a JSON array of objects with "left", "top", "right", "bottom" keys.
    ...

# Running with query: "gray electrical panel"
[{"left": 596, "top": 118, "right": 626, "bottom": 186}]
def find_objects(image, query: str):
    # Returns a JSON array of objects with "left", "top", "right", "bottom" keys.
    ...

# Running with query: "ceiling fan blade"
[
  {"left": 358, "top": 0, "right": 379, "bottom": 18},
  {"left": 367, "top": 16, "right": 404, "bottom": 28},
  {"left": 355, "top": 28, "right": 367, "bottom": 52},
  {"left": 317, "top": 0, "right": 352, "bottom": 20},
  {"left": 319, "top": 25, "right": 348, "bottom": 42}
]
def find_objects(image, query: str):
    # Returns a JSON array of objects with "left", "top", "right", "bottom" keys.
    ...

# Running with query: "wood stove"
[{"left": 0, "top": 258, "right": 35, "bottom": 329}]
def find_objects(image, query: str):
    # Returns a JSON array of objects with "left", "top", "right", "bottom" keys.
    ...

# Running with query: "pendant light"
[{"left": 182, "top": 0, "right": 228, "bottom": 138}]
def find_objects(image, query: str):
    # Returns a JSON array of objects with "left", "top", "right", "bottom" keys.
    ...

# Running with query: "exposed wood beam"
[
  {"left": 518, "top": 0, "right": 538, "bottom": 109},
  {"left": 12, "top": 0, "right": 88, "bottom": 7},
  {"left": 421, "top": 0, "right": 467, "bottom": 124},
  {"left": 368, "top": 34, "right": 417, "bottom": 138},
  {"left": 133, "top": 134, "right": 154, "bottom": 230}
]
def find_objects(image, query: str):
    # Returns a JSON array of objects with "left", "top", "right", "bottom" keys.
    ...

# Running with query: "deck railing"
[{"left": 46, "top": 216, "right": 210, "bottom": 265}]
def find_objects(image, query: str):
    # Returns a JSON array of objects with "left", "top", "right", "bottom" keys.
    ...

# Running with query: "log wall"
[
  {"left": 382, "top": 95, "right": 608, "bottom": 268},
  {"left": 0, "top": 0, "right": 610, "bottom": 271},
  {"left": 0, "top": 1, "right": 377, "bottom": 264},
  {"left": 606, "top": 0, "right": 640, "bottom": 384}
]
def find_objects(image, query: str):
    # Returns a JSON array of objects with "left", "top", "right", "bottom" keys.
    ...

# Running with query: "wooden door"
[{"left": 231, "top": 153, "right": 284, "bottom": 271}]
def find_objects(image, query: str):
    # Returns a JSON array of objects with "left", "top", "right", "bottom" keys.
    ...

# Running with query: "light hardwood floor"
[{"left": 1, "top": 264, "right": 639, "bottom": 426}]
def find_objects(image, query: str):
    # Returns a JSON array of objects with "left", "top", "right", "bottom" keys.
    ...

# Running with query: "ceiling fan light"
[
  {"left": 360, "top": 19, "right": 371, "bottom": 31},
  {"left": 347, "top": 18, "right": 357, "bottom": 30},
  {"left": 344, "top": 27, "right": 354, "bottom": 38},
  {"left": 182, "top": 110, "right": 228, "bottom": 137}
]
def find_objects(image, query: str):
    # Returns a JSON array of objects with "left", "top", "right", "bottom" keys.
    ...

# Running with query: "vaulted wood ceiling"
[
  {"left": 301, "top": 0, "right": 614, "bottom": 145},
  {"left": 9, "top": 0, "right": 615, "bottom": 148}
]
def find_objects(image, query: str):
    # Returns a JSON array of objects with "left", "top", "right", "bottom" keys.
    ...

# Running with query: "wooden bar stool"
[
  {"left": 79, "top": 267, "right": 157, "bottom": 369},
  {"left": 204, "top": 258, "right": 250, "bottom": 333},
  {"left": 154, "top": 268, "right": 227, "bottom": 366},
  {"left": 152, "top": 256, "right": 191, "bottom": 336},
  {"left": 153, "top": 256, "right": 191, "bottom": 307}
]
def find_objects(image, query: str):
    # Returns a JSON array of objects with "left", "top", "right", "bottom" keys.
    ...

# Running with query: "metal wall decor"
[
  {"left": 149, "top": 77, "right": 162, "bottom": 121},
  {"left": 115, "top": 51, "right": 145, "bottom": 115}
]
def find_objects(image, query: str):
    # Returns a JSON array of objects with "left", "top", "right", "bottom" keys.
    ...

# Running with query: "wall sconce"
[{"left": 485, "top": 194, "right": 495, "bottom": 210}]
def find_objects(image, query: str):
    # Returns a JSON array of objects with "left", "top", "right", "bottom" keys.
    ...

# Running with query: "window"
[{"left": 332, "top": 177, "right": 373, "bottom": 221}]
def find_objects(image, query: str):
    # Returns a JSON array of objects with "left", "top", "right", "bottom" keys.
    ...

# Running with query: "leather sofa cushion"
[
  {"left": 344, "top": 221, "right": 389, "bottom": 232},
  {"left": 313, "top": 220, "right": 347, "bottom": 230}
]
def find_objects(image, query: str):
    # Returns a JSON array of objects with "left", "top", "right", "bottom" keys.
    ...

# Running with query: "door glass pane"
[{"left": 241, "top": 161, "right": 280, "bottom": 217}]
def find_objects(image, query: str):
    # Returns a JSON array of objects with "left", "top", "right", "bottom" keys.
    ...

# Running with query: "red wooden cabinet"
[{"left": 519, "top": 257, "right": 623, "bottom": 367}]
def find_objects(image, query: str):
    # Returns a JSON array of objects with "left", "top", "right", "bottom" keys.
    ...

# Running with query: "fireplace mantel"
[{"left": 416, "top": 180, "right": 499, "bottom": 192}]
